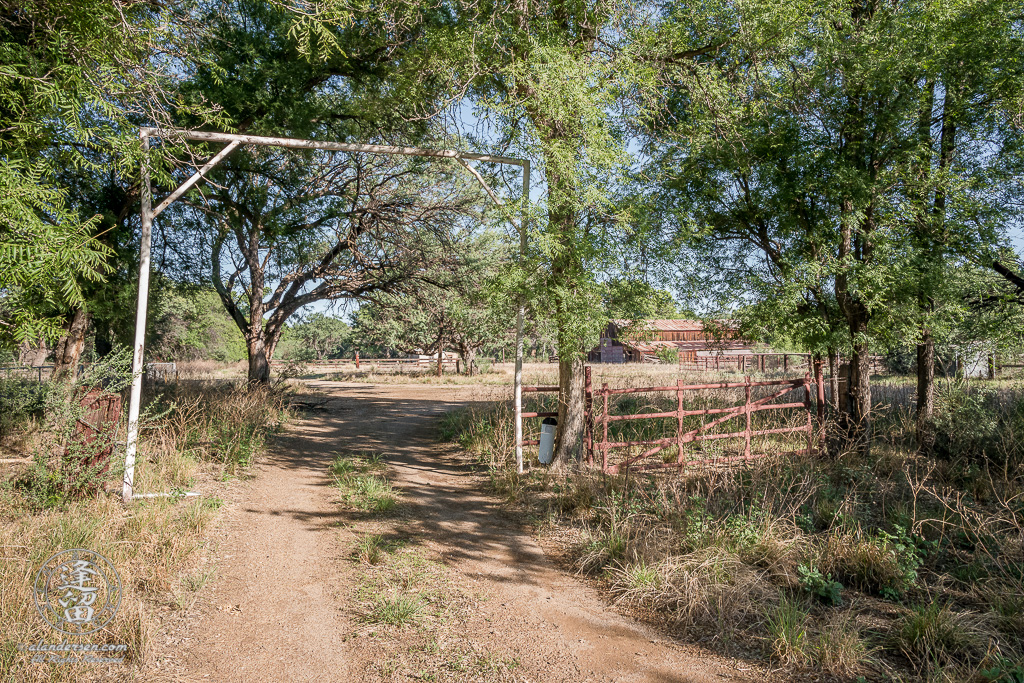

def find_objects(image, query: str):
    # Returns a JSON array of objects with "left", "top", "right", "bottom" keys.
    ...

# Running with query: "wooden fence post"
[
  {"left": 813, "top": 357, "right": 825, "bottom": 423},
  {"left": 355, "top": 351, "right": 360, "bottom": 370}
]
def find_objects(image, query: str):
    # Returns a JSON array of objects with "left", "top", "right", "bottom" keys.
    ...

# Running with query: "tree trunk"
[
  {"left": 460, "top": 346, "right": 476, "bottom": 376},
  {"left": 828, "top": 347, "right": 840, "bottom": 412},
  {"left": 844, "top": 337, "right": 872, "bottom": 450},
  {"left": 247, "top": 335, "right": 271, "bottom": 384},
  {"left": 53, "top": 307, "right": 90, "bottom": 383},
  {"left": 554, "top": 354, "right": 586, "bottom": 464},
  {"left": 916, "top": 329, "right": 935, "bottom": 455},
  {"left": 835, "top": 193, "right": 874, "bottom": 453}
]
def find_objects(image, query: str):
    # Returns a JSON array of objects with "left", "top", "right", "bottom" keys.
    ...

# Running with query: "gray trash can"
[{"left": 538, "top": 417, "right": 557, "bottom": 465}]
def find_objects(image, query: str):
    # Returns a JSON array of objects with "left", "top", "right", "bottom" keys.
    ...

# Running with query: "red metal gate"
[
  {"left": 594, "top": 375, "right": 817, "bottom": 474},
  {"left": 517, "top": 369, "right": 821, "bottom": 473}
]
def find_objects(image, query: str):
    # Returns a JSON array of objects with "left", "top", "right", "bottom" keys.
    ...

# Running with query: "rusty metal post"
[
  {"left": 437, "top": 347, "right": 443, "bottom": 377},
  {"left": 741, "top": 355, "right": 746, "bottom": 372},
  {"left": 743, "top": 376, "right": 752, "bottom": 459},
  {"left": 676, "top": 378, "right": 684, "bottom": 467},
  {"left": 784, "top": 354, "right": 788, "bottom": 373},
  {"left": 601, "top": 383, "right": 610, "bottom": 472},
  {"left": 715, "top": 355, "right": 720, "bottom": 372},
  {"left": 814, "top": 357, "right": 825, "bottom": 423}
]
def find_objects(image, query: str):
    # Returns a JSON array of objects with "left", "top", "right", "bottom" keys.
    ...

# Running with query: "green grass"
[
  {"left": 330, "top": 451, "right": 399, "bottom": 513},
  {"left": 364, "top": 593, "right": 425, "bottom": 626},
  {"left": 765, "top": 595, "right": 812, "bottom": 666},
  {"left": 354, "top": 533, "right": 388, "bottom": 564}
]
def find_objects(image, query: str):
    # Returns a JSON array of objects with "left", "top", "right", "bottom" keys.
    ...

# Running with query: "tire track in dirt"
[{"left": 152, "top": 381, "right": 763, "bottom": 682}]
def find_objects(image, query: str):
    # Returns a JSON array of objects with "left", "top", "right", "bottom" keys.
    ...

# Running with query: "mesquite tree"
[
  {"left": 353, "top": 233, "right": 509, "bottom": 373},
  {"left": 176, "top": 148, "right": 477, "bottom": 383}
]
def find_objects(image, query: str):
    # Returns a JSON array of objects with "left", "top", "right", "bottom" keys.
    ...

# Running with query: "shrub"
[
  {"left": 0, "top": 377, "right": 47, "bottom": 436},
  {"left": 819, "top": 526, "right": 928, "bottom": 600},
  {"left": 934, "top": 384, "right": 1002, "bottom": 463},
  {"left": 656, "top": 347, "right": 679, "bottom": 364},
  {"left": 797, "top": 564, "right": 843, "bottom": 606},
  {"left": 10, "top": 348, "right": 133, "bottom": 506}
]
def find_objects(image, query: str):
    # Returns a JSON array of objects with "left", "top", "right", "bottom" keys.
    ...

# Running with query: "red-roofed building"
[{"left": 587, "top": 319, "right": 756, "bottom": 363}]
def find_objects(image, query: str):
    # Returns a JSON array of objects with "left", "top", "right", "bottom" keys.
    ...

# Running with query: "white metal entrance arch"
[{"left": 124, "top": 127, "right": 531, "bottom": 503}]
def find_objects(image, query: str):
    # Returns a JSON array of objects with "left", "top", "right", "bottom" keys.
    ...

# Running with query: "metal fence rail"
[
  {"left": 516, "top": 366, "right": 824, "bottom": 474},
  {"left": 596, "top": 375, "right": 817, "bottom": 474}
]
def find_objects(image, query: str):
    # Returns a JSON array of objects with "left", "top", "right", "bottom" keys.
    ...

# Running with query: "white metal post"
[
  {"left": 123, "top": 131, "right": 152, "bottom": 504},
  {"left": 121, "top": 127, "right": 530, "bottom": 500},
  {"left": 513, "top": 162, "right": 529, "bottom": 475}
]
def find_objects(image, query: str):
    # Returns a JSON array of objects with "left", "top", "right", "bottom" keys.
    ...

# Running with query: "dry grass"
[
  {"left": 438, "top": 369, "right": 1024, "bottom": 680},
  {"left": 0, "top": 380, "right": 289, "bottom": 681},
  {"left": 174, "top": 360, "right": 246, "bottom": 380}
]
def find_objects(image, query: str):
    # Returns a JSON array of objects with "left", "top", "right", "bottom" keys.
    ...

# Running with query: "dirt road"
[{"left": 151, "top": 382, "right": 762, "bottom": 682}]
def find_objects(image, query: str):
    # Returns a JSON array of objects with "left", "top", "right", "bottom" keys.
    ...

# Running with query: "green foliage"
[
  {"left": 149, "top": 285, "right": 247, "bottom": 362},
  {"left": 655, "top": 347, "right": 679, "bottom": 364},
  {"left": 0, "top": 162, "right": 111, "bottom": 342},
  {"left": 0, "top": 0, "right": 217, "bottom": 343},
  {"left": 278, "top": 313, "right": 350, "bottom": 361},
  {"left": 983, "top": 657, "right": 1024, "bottom": 683},
  {"left": 603, "top": 278, "right": 683, "bottom": 321},
  {"left": 934, "top": 383, "right": 1003, "bottom": 461},
  {"left": 354, "top": 232, "right": 509, "bottom": 368},
  {"left": 641, "top": 0, "right": 1024, "bottom": 432},
  {"left": 0, "top": 377, "right": 47, "bottom": 436},
  {"left": 10, "top": 347, "right": 133, "bottom": 507},
  {"left": 797, "top": 564, "right": 844, "bottom": 607}
]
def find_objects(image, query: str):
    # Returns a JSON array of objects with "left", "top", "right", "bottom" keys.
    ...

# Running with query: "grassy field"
[
  {"left": 439, "top": 367, "right": 1024, "bottom": 682},
  {"left": 0, "top": 376, "right": 290, "bottom": 681}
]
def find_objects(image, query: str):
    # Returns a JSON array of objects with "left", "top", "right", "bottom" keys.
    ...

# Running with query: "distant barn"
[{"left": 587, "top": 319, "right": 755, "bottom": 364}]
